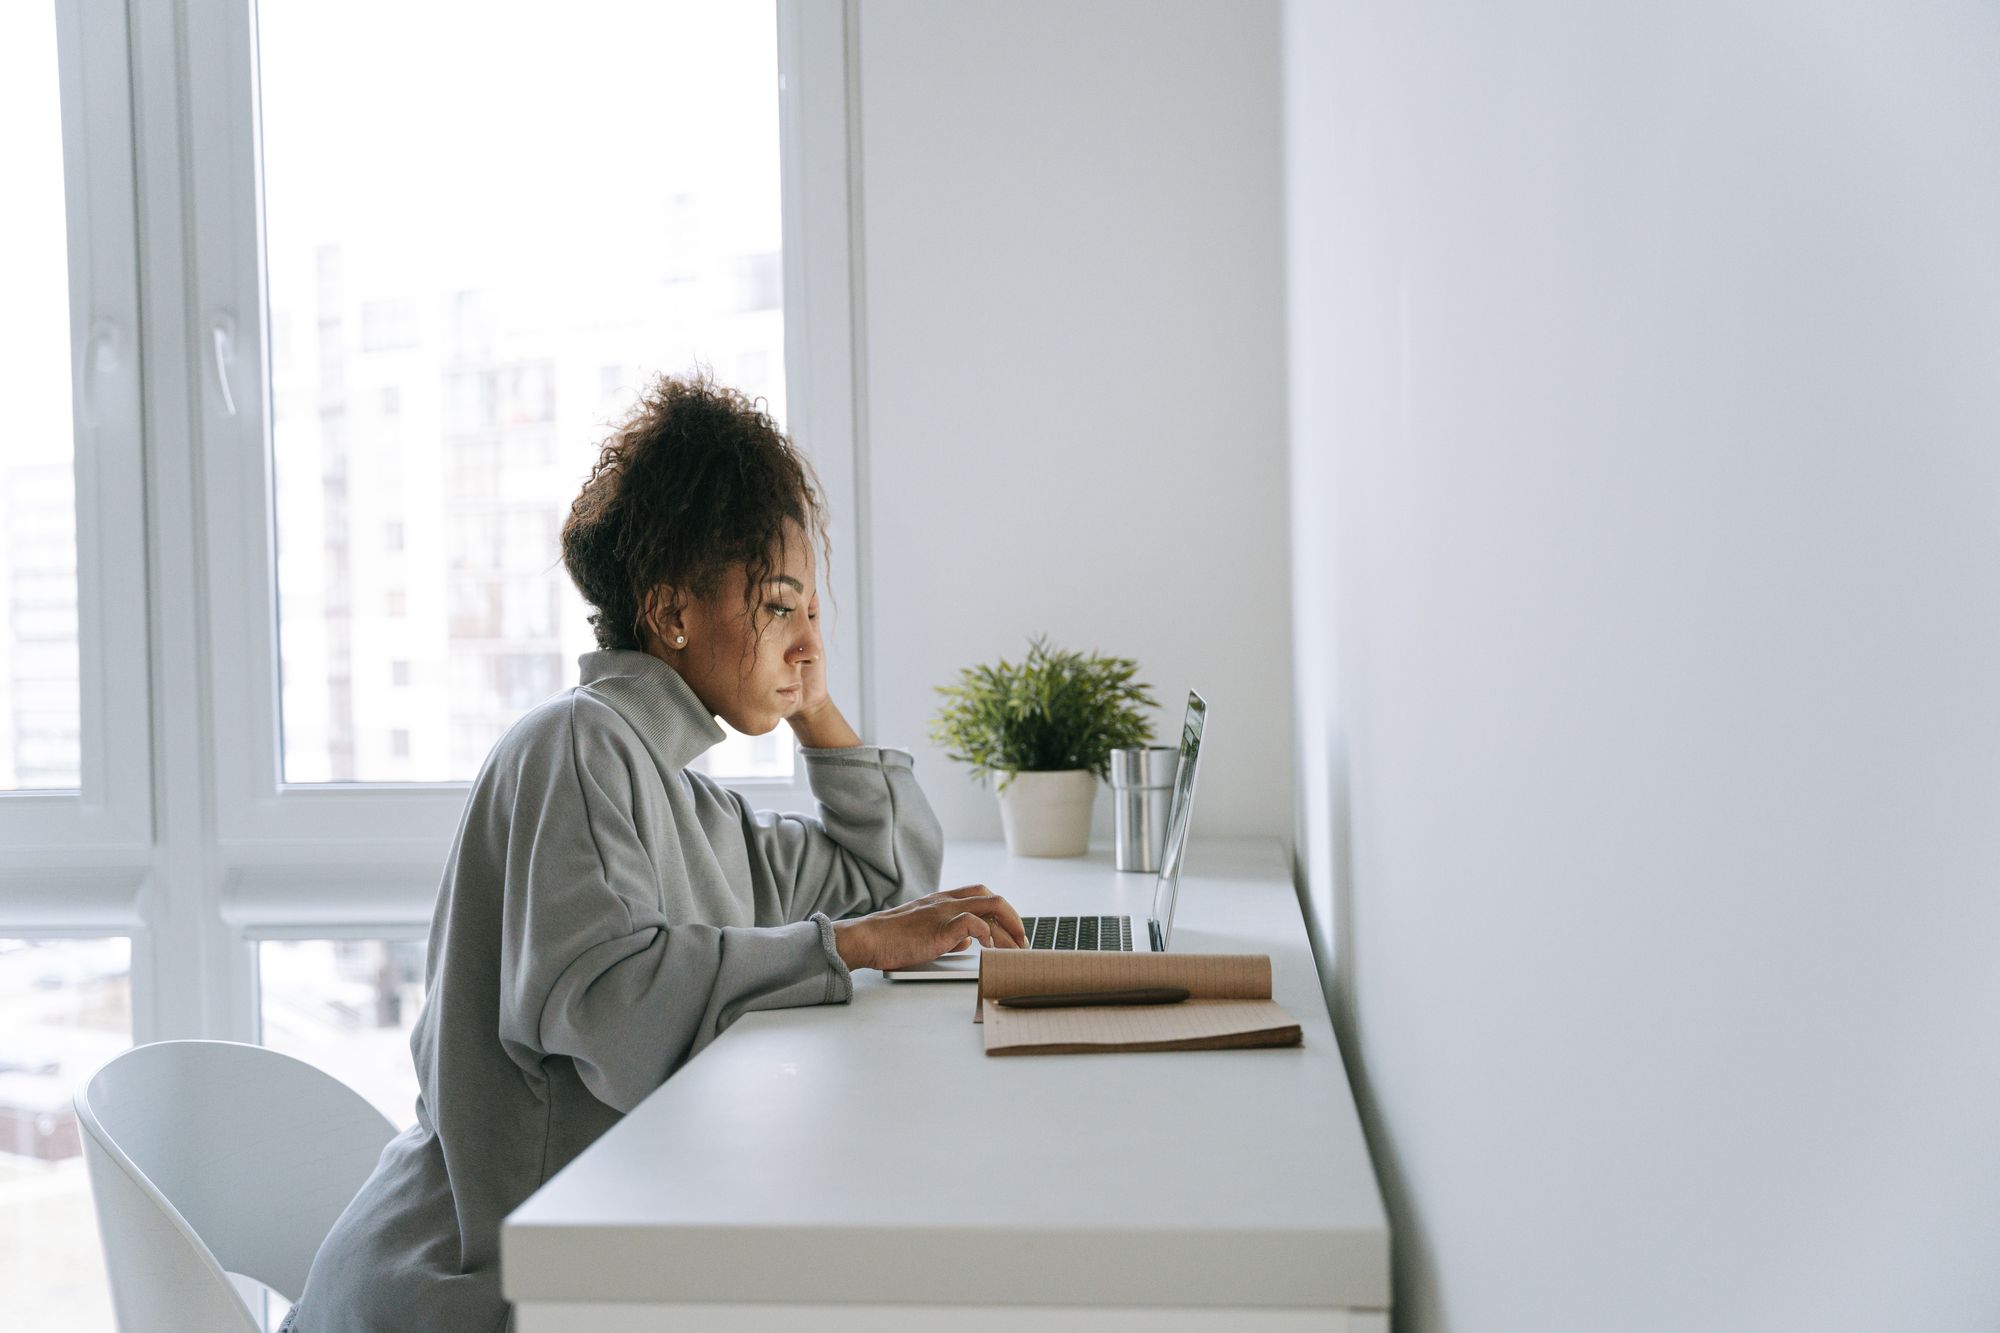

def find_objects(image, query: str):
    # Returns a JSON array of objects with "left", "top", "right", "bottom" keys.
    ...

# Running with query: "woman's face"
[{"left": 646, "top": 528, "right": 823, "bottom": 736}]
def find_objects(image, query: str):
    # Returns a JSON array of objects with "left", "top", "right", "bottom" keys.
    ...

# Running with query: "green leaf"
[{"left": 929, "top": 635, "right": 1159, "bottom": 783}]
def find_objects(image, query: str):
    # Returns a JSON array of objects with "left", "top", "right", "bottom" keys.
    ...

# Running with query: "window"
[
  {"left": 0, "top": 938, "right": 133, "bottom": 1330},
  {"left": 3, "top": 0, "right": 858, "bottom": 1314},
  {"left": 0, "top": 4, "right": 82, "bottom": 793},
  {"left": 358, "top": 300, "right": 420, "bottom": 354},
  {"left": 260, "top": 0, "right": 795, "bottom": 788},
  {"left": 257, "top": 939, "right": 424, "bottom": 1128},
  {"left": 736, "top": 251, "right": 785, "bottom": 313}
]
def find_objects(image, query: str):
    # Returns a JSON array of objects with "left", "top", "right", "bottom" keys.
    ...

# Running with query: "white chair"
[{"left": 75, "top": 1039, "right": 399, "bottom": 1333}]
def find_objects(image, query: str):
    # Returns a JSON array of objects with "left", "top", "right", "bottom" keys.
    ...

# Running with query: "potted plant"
[{"left": 930, "top": 637, "right": 1157, "bottom": 857}]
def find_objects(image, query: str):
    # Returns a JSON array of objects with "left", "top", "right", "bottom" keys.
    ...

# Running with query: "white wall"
[
  {"left": 853, "top": 0, "right": 1291, "bottom": 843},
  {"left": 1285, "top": 3, "right": 2000, "bottom": 1330}
]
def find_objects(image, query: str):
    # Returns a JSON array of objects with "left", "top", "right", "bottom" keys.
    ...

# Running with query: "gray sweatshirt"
[{"left": 287, "top": 650, "right": 944, "bottom": 1332}]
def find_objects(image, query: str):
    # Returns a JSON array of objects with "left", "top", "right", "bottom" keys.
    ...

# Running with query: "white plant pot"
[{"left": 995, "top": 769, "right": 1097, "bottom": 857}]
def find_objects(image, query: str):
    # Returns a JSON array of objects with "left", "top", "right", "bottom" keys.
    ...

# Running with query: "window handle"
[
  {"left": 210, "top": 315, "right": 238, "bottom": 417},
  {"left": 81, "top": 322, "right": 119, "bottom": 429}
]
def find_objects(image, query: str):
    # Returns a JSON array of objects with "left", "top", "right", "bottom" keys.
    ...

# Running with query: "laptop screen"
[{"left": 1148, "top": 691, "right": 1207, "bottom": 950}]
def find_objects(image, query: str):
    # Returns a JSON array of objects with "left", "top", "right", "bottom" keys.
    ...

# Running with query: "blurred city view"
[
  {"left": 0, "top": 0, "right": 80, "bottom": 794},
  {"left": 0, "top": 466, "right": 78, "bottom": 791},
  {"left": 259, "top": 939, "right": 428, "bottom": 1128},
  {"left": 0, "top": 938, "right": 129, "bottom": 1330},
  {"left": 0, "top": 936, "right": 433, "bottom": 1329},
  {"left": 262, "top": 0, "right": 796, "bottom": 783},
  {"left": 266, "top": 235, "right": 795, "bottom": 783}
]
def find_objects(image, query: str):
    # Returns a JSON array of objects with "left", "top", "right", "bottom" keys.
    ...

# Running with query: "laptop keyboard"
[{"left": 1020, "top": 915, "right": 1134, "bottom": 951}]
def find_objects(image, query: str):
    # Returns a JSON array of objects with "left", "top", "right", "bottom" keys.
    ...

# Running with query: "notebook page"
[{"left": 980, "top": 997, "right": 1302, "bottom": 1055}]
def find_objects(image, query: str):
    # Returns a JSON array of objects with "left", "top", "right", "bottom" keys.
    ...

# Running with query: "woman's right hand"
[{"left": 831, "top": 885, "right": 1029, "bottom": 972}]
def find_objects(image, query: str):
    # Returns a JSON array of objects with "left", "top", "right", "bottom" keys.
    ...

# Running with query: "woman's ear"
[{"left": 642, "top": 585, "right": 689, "bottom": 650}]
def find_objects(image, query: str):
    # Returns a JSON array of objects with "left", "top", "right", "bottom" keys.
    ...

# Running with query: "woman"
[{"left": 285, "top": 373, "right": 1027, "bottom": 1332}]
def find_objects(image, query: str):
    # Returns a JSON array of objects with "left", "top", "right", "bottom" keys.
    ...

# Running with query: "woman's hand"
[
  {"left": 785, "top": 650, "right": 861, "bottom": 749},
  {"left": 832, "top": 885, "right": 1030, "bottom": 971},
  {"left": 794, "top": 640, "right": 831, "bottom": 720},
  {"left": 787, "top": 693, "right": 862, "bottom": 749}
]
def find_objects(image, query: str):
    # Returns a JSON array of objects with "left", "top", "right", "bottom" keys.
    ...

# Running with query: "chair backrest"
[{"left": 75, "top": 1040, "right": 399, "bottom": 1333}]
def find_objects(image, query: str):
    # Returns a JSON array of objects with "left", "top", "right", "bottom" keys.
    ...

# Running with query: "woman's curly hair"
[{"left": 561, "top": 370, "right": 827, "bottom": 652}]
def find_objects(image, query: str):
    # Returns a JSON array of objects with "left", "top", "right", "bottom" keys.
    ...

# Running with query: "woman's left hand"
[
  {"left": 786, "top": 658, "right": 862, "bottom": 749},
  {"left": 793, "top": 646, "right": 831, "bottom": 721}
]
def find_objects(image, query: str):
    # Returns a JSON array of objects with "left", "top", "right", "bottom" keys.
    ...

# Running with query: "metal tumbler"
[{"left": 1109, "top": 746, "right": 1180, "bottom": 872}]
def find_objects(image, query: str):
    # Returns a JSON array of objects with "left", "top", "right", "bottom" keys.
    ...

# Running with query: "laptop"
[{"left": 883, "top": 691, "right": 1207, "bottom": 980}]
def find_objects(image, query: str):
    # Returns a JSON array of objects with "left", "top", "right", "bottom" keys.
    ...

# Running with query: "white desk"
[{"left": 502, "top": 840, "right": 1390, "bottom": 1332}]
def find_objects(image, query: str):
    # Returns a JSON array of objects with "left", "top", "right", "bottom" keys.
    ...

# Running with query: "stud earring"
[{"left": 674, "top": 634, "right": 686, "bottom": 647}]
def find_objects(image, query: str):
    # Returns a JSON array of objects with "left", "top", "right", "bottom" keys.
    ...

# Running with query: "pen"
[{"left": 993, "top": 986, "right": 1191, "bottom": 1009}]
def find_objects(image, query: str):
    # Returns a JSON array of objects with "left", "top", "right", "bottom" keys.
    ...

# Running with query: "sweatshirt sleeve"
[
  {"left": 492, "top": 701, "right": 852, "bottom": 1115},
  {"left": 733, "top": 745, "right": 946, "bottom": 924}
]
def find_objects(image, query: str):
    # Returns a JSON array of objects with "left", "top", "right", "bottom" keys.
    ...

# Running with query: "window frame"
[
  {"left": 0, "top": 0, "right": 156, "bottom": 1074},
  {"left": 0, "top": 0, "right": 152, "bottom": 877}
]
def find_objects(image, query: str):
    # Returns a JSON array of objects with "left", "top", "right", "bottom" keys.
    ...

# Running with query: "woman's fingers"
[
  {"left": 854, "top": 888, "right": 1029, "bottom": 965},
  {"left": 936, "top": 912, "right": 991, "bottom": 954},
  {"left": 984, "top": 897, "right": 1029, "bottom": 949},
  {"left": 947, "top": 901, "right": 1021, "bottom": 948},
  {"left": 964, "top": 895, "right": 1028, "bottom": 948},
  {"left": 925, "top": 886, "right": 1028, "bottom": 948}
]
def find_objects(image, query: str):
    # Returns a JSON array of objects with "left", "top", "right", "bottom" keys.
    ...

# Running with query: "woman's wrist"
[{"left": 831, "top": 918, "right": 874, "bottom": 971}]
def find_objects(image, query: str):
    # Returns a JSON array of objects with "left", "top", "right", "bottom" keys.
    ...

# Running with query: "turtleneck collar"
[{"left": 575, "top": 649, "right": 727, "bottom": 774}]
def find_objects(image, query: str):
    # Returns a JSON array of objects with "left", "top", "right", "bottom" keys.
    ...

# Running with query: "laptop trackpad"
[{"left": 882, "top": 945, "right": 983, "bottom": 980}]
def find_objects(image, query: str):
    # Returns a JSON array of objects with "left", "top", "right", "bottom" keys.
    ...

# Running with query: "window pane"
[
  {"left": 261, "top": 0, "right": 792, "bottom": 784},
  {"left": 0, "top": 938, "right": 132, "bottom": 1330},
  {"left": 0, "top": 3, "right": 82, "bottom": 792},
  {"left": 258, "top": 939, "right": 425, "bottom": 1128},
  {"left": 690, "top": 721, "right": 798, "bottom": 780}
]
